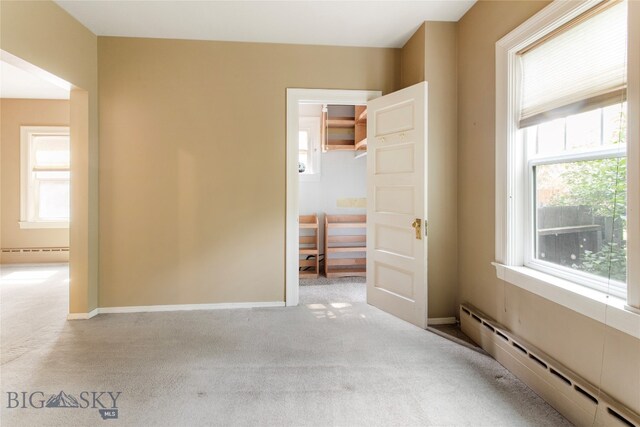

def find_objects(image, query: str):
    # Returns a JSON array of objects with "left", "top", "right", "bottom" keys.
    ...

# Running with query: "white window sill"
[
  {"left": 19, "top": 221, "right": 69, "bottom": 229},
  {"left": 299, "top": 173, "right": 321, "bottom": 183},
  {"left": 492, "top": 262, "right": 640, "bottom": 340}
]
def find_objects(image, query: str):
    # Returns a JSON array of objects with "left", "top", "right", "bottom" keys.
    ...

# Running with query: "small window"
[
  {"left": 298, "top": 116, "right": 321, "bottom": 181},
  {"left": 20, "top": 126, "right": 70, "bottom": 229},
  {"left": 298, "top": 130, "right": 311, "bottom": 173}
]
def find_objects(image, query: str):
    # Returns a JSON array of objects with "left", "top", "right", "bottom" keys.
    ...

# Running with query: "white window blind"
[{"left": 519, "top": 1, "right": 627, "bottom": 127}]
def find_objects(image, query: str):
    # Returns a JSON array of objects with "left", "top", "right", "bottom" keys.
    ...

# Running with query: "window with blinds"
[
  {"left": 20, "top": 126, "right": 71, "bottom": 228},
  {"left": 518, "top": 0, "right": 629, "bottom": 296},
  {"left": 518, "top": 0, "right": 627, "bottom": 128}
]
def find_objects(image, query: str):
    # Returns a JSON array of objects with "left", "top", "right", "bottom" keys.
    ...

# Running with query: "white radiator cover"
[
  {"left": 460, "top": 303, "right": 639, "bottom": 427},
  {"left": 1, "top": 247, "right": 69, "bottom": 254}
]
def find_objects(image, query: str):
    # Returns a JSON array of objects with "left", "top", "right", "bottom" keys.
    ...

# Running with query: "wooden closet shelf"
[
  {"left": 327, "top": 118, "right": 356, "bottom": 128},
  {"left": 299, "top": 248, "right": 319, "bottom": 255},
  {"left": 326, "top": 145, "right": 357, "bottom": 151},
  {"left": 325, "top": 267, "right": 366, "bottom": 277},
  {"left": 356, "top": 107, "right": 367, "bottom": 123},
  {"left": 355, "top": 138, "right": 367, "bottom": 151},
  {"left": 299, "top": 223, "right": 318, "bottom": 229},
  {"left": 327, "top": 246, "right": 365, "bottom": 253},
  {"left": 326, "top": 222, "right": 366, "bottom": 228},
  {"left": 299, "top": 214, "right": 319, "bottom": 279},
  {"left": 325, "top": 214, "right": 367, "bottom": 278}
]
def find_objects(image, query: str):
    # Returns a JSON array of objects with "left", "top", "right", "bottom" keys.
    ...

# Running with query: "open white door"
[{"left": 366, "top": 82, "right": 428, "bottom": 328}]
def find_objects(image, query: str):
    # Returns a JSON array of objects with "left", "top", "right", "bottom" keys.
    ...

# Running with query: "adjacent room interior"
[
  {"left": 1, "top": 0, "right": 639, "bottom": 426},
  {"left": 297, "top": 101, "right": 368, "bottom": 305}
]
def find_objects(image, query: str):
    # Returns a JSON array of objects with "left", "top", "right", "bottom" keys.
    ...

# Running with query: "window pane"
[
  {"left": 35, "top": 171, "right": 70, "bottom": 180},
  {"left": 534, "top": 158, "right": 626, "bottom": 282},
  {"left": 566, "top": 109, "right": 601, "bottom": 151},
  {"left": 298, "top": 131, "right": 308, "bottom": 150},
  {"left": 298, "top": 151, "right": 308, "bottom": 173},
  {"left": 38, "top": 180, "right": 70, "bottom": 220},
  {"left": 33, "top": 135, "right": 70, "bottom": 167},
  {"left": 602, "top": 102, "right": 627, "bottom": 146},
  {"left": 536, "top": 118, "right": 564, "bottom": 155},
  {"left": 533, "top": 103, "right": 627, "bottom": 156}
]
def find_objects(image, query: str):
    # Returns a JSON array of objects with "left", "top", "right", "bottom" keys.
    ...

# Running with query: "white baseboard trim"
[
  {"left": 97, "top": 301, "right": 285, "bottom": 314},
  {"left": 427, "top": 316, "right": 457, "bottom": 325},
  {"left": 67, "top": 308, "right": 98, "bottom": 320}
]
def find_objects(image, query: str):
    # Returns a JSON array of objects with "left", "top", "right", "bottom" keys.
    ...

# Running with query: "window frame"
[
  {"left": 523, "top": 112, "right": 628, "bottom": 300},
  {"left": 19, "top": 126, "right": 70, "bottom": 229},
  {"left": 495, "top": 0, "right": 640, "bottom": 337}
]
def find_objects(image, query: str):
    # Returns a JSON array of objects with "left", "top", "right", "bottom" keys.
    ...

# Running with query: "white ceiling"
[
  {"left": 55, "top": 1, "right": 476, "bottom": 48},
  {"left": 1, "top": 60, "right": 70, "bottom": 100}
]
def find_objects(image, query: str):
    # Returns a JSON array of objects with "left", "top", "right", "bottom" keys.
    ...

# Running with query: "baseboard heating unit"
[
  {"left": 460, "top": 303, "right": 639, "bottom": 427},
  {"left": 1, "top": 247, "right": 69, "bottom": 254}
]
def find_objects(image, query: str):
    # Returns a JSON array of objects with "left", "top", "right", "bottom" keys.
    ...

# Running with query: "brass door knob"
[{"left": 411, "top": 218, "right": 422, "bottom": 240}]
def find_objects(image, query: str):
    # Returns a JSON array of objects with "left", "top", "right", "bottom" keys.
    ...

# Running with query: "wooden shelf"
[
  {"left": 325, "top": 214, "right": 367, "bottom": 278},
  {"left": 354, "top": 105, "right": 367, "bottom": 153},
  {"left": 327, "top": 118, "right": 356, "bottom": 128},
  {"left": 300, "top": 248, "right": 319, "bottom": 255},
  {"left": 322, "top": 105, "right": 367, "bottom": 154},
  {"left": 325, "top": 139, "right": 356, "bottom": 150},
  {"left": 356, "top": 108, "right": 367, "bottom": 123},
  {"left": 323, "top": 266, "right": 366, "bottom": 277},
  {"left": 299, "top": 214, "right": 319, "bottom": 279},
  {"left": 327, "top": 246, "right": 365, "bottom": 253}
]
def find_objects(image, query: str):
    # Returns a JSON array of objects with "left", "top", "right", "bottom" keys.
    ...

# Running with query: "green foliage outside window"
[{"left": 547, "top": 112, "right": 627, "bottom": 282}]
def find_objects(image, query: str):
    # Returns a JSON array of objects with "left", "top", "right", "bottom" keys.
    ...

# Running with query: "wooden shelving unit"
[
  {"left": 354, "top": 105, "right": 367, "bottom": 154},
  {"left": 324, "top": 214, "right": 366, "bottom": 278},
  {"left": 299, "top": 214, "right": 319, "bottom": 278},
  {"left": 322, "top": 105, "right": 368, "bottom": 153}
]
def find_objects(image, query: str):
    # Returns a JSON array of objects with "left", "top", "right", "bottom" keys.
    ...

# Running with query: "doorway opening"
[
  {"left": 286, "top": 89, "right": 381, "bottom": 307},
  {"left": 287, "top": 83, "right": 430, "bottom": 329},
  {"left": 298, "top": 103, "right": 367, "bottom": 305},
  {"left": 0, "top": 51, "right": 75, "bottom": 318}
]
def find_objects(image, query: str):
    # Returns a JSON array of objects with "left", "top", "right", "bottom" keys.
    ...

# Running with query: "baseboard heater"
[
  {"left": 1, "top": 247, "right": 69, "bottom": 254},
  {"left": 460, "top": 303, "right": 639, "bottom": 427}
]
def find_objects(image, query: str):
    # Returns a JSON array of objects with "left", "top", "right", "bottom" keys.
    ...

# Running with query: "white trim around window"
[
  {"left": 20, "top": 126, "right": 71, "bottom": 229},
  {"left": 495, "top": 0, "right": 640, "bottom": 337}
]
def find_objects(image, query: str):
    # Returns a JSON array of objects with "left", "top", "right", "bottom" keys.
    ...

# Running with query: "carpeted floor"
[
  {"left": 1, "top": 264, "right": 571, "bottom": 426},
  {"left": 299, "top": 276, "right": 366, "bottom": 305}
]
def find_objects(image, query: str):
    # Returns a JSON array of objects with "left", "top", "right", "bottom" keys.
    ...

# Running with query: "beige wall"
[
  {"left": 400, "top": 24, "right": 426, "bottom": 88},
  {"left": 424, "top": 22, "right": 458, "bottom": 319},
  {"left": 1, "top": 0, "right": 99, "bottom": 313},
  {"left": 0, "top": 99, "right": 70, "bottom": 263},
  {"left": 400, "top": 23, "right": 459, "bottom": 318},
  {"left": 457, "top": 0, "right": 640, "bottom": 412},
  {"left": 98, "top": 36, "right": 400, "bottom": 307}
]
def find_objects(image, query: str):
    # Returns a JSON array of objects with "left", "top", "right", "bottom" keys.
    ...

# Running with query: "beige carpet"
[{"left": 1, "top": 264, "right": 571, "bottom": 426}]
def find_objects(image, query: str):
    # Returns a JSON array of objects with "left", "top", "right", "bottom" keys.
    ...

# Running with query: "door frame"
[
  {"left": 285, "top": 88, "right": 381, "bottom": 306},
  {"left": 1, "top": 49, "right": 92, "bottom": 318}
]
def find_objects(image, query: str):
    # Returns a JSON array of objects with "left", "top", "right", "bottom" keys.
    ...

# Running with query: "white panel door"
[{"left": 366, "top": 82, "right": 428, "bottom": 328}]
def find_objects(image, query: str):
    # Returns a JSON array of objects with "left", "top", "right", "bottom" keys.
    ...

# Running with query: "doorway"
[
  {"left": 286, "top": 89, "right": 381, "bottom": 307},
  {"left": 297, "top": 103, "right": 368, "bottom": 304},
  {"left": 286, "top": 84, "right": 430, "bottom": 329},
  {"left": 0, "top": 50, "right": 80, "bottom": 318}
]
